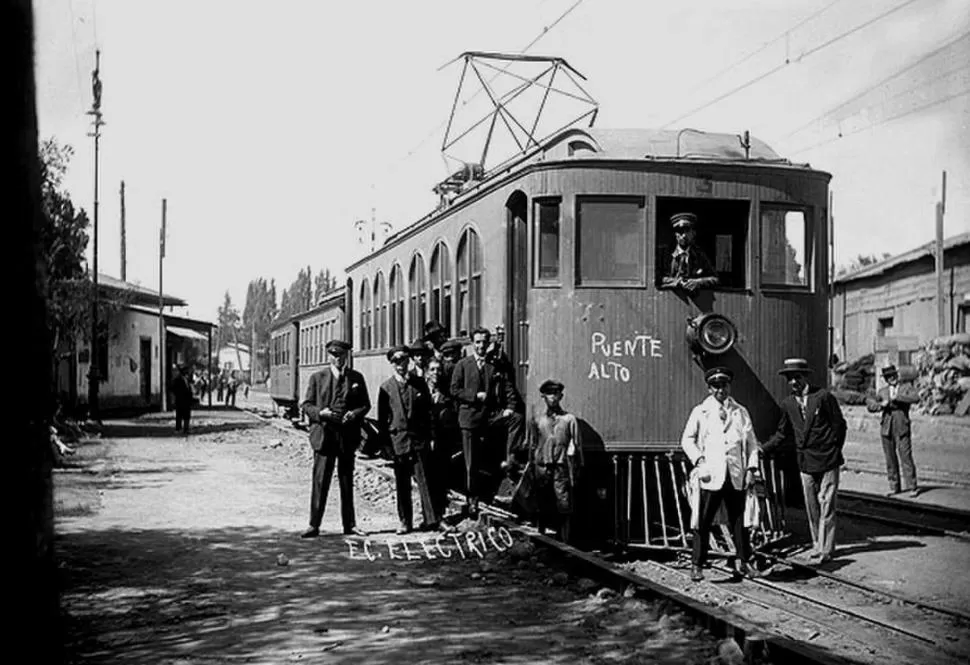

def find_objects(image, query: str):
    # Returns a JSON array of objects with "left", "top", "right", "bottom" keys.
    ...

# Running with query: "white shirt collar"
[{"left": 330, "top": 365, "right": 343, "bottom": 379}]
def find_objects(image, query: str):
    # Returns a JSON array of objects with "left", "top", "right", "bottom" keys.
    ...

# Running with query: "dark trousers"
[
  {"left": 693, "top": 477, "right": 748, "bottom": 568},
  {"left": 461, "top": 428, "right": 488, "bottom": 507},
  {"left": 309, "top": 450, "right": 356, "bottom": 531},
  {"left": 882, "top": 429, "right": 917, "bottom": 492},
  {"left": 175, "top": 404, "right": 191, "bottom": 433},
  {"left": 394, "top": 448, "right": 437, "bottom": 528},
  {"left": 503, "top": 412, "right": 526, "bottom": 464},
  {"left": 427, "top": 432, "right": 456, "bottom": 517}
]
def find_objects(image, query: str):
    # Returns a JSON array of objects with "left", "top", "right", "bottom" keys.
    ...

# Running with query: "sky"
[{"left": 34, "top": 0, "right": 970, "bottom": 323}]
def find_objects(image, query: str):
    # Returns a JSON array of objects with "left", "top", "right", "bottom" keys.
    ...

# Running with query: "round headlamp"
[{"left": 686, "top": 313, "right": 737, "bottom": 355}]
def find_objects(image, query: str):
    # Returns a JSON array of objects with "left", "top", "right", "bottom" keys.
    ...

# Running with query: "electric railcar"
[{"left": 272, "top": 126, "right": 831, "bottom": 551}]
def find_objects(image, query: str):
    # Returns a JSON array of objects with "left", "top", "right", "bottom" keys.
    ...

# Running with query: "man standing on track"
[
  {"left": 300, "top": 340, "right": 370, "bottom": 538},
  {"left": 681, "top": 367, "right": 761, "bottom": 581},
  {"left": 762, "top": 358, "right": 847, "bottom": 564},
  {"left": 378, "top": 345, "right": 441, "bottom": 534},
  {"left": 867, "top": 365, "right": 920, "bottom": 497}
]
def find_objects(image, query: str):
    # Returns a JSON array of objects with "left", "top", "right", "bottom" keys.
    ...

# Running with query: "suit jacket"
[
  {"left": 866, "top": 384, "right": 919, "bottom": 438},
  {"left": 378, "top": 375, "right": 432, "bottom": 456},
  {"left": 450, "top": 355, "right": 516, "bottom": 430},
  {"left": 681, "top": 396, "right": 759, "bottom": 491},
  {"left": 301, "top": 367, "right": 371, "bottom": 454},
  {"left": 170, "top": 375, "right": 194, "bottom": 407},
  {"left": 763, "top": 385, "right": 846, "bottom": 474},
  {"left": 664, "top": 245, "right": 719, "bottom": 288}
]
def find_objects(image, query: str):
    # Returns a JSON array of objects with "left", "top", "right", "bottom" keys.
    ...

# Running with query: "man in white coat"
[{"left": 681, "top": 367, "right": 761, "bottom": 581}]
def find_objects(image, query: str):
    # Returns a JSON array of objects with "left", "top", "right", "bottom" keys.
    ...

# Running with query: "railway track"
[
  {"left": 837, "top": 489, "right": 970, "bottom": 541},
  {"left": 242, "top": 406, "right": 969, "bottom": 664}
]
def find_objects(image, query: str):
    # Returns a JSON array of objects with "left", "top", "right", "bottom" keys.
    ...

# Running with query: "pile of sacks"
[
  {"left": 912, "top": 333, "right": 970, "bottom": 415},
  {"left": 830, "top": 354, "right": 876, "bottom": 405}
]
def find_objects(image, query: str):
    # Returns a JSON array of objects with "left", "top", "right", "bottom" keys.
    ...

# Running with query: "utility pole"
[
  {"left": 120, "top": 180, "right": 127, "bottom": 281},
  {"left": 159, "top": 199, "right": 167, "bottom": 411},
  {"left": 87, "top": 49, "right": 105, "bottom": 420},
  {"left": 251, "top": 320, "right": 256, "bottom": 386},
  {"left": 828, "top": 190, "right": 835, "bottom": 364},
  {"left": 936, "top": 170, "right": 947, "bottom": 336}
]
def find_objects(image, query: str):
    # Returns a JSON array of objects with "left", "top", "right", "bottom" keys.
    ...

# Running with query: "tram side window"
[
  {"left": 576, "top": 197, "right": 645, "bottom": 286},
  {"left": 761, "top": 205, "right": 811, "bottom": 289},
  {"left": 655, "top": 197, "right": 749, "bottom": 290},
  {"left": 534, "top": 199, "right": 561, "bottom": 284}
]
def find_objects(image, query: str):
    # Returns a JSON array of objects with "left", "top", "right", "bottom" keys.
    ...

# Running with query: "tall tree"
[
  {"left": 278, "top": 267, "right": 313, "bottom": 319},
  {"left": 216, "top": 291, "right": 241, "bottom": 354},
  {"left": 242, "top": 277, "right": 278, "bottom": 378},
  {"left": 313, "top": 267, "right": 338, "bottom": 303}
]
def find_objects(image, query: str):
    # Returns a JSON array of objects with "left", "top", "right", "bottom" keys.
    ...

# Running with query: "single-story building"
[
  {"left": 217, "top": 343, "right": 251, "bottom": 374},
  {"left": 830, "top": 232, "right": 970, "bottom": 370},
  {"left": 64, "top": 274, "right": 216, "bottom": 412}
]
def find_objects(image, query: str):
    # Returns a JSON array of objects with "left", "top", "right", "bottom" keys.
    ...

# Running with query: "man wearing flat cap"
[
  {"left": 661, "top": 212, "right": 719, "bottom": 293},
  {"left": 527, "top": 380, "right": 583, "bottom": 543},
  {"left": 378, "top": 346, "right": 441, "bottom": 534},
  {"left": 300, "top": 340, "right": 371, "bottom": 538},
  {"left": 681, "top": 367, "right": 760, "bottom": 581},
  {"left": 866, "top": 365, "right": 920, "bottom": 497},
  {"left": 762, "top": 358, "right": 846, "bottom": 564},
  {"left": 407, "top": 339, "right": 434, "bottom": 380},
  {"left": 422, "top": 321, "right": 448, "bottom": 358}
]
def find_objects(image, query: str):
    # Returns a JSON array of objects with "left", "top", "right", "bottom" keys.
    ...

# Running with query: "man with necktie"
[
  {"left": 762, "top": 358, "right": 846, "bottom": 564},
  {"left": 866, "top": 365, "right": 920, "bottom": 497},
  {"left": 300, "top": 340, "right": 370, "bottom": 538},
  {"left": 661, "top": 212, "right": 719, "bottom": 293},
  {"left": 450, "top": 327, "right": 518, "bottom": 518}
]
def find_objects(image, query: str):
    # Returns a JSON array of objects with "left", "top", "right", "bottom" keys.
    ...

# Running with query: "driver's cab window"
[{"left": 655, "top": 197, "right": 749, "bottom": 290}]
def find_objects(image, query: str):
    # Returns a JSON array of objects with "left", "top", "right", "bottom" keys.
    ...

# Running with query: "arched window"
[
  {"left": 408, "top": 254, "right": 427, "bottom": 341},
  {"left": 456, "top": 228, "right": 482, "bottom": 336},
  {"left": 359, "top": 279, "right": 371, "bottom": 351},
  {"left": 374, "top": 272, "right": 387, "bottom": 349},
  {"left": 389, "top": 265, "right": 404, "bottom": 346},
  {"left": 429, "top": 242, "right": 452, "bottom": 335}
]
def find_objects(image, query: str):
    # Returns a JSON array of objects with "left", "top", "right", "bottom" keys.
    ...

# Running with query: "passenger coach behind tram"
[{"left": 272, "top": 126, "right": 831, "bottom": 551}]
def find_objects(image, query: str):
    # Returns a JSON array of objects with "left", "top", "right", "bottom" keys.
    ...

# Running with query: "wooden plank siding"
[{"left": 347, "top": 159, "right": 830, "bottom": 450}]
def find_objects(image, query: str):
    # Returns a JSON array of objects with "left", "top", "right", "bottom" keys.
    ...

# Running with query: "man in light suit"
[
  {"left": 300, "top": 340, "right": 370, "bottom": 538},
  {"left": 866, "top": 365, "right": 920, "bottom": 497},
  {"left": 450, "top": 326, "right": 518, "bottom": 518},
  {"left": 378, "top": 345, "right": 440, "bottom": 534},
  {"left": 681, "top": 367, "right": 761, "bottom": 581},
  {"left": 762, "top": 358, "right": 846, "bottom": 564}
]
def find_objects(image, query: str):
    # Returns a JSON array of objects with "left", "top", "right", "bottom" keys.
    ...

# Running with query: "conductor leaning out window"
[{"left": 661, "top": 212, "right": 719, "bottom": 293}]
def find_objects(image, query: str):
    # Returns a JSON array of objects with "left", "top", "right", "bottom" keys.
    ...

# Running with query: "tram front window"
[
  {"left": 656, "top": 197, "right": 749, "bottom": 290},
  {"left": 761, "top": 206, "right": 811, "bottom": 289}
]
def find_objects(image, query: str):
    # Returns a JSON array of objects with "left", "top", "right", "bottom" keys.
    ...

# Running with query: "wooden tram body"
[{"left": 277, "top": 126, "right": 831, "bottom": 551}]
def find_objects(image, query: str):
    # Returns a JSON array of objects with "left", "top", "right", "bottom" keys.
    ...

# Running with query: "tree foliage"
[
  {"left": 216, "top": 291, "right": 241, "bottom": 354},
  {"left": 313, "top": 268, "right": 339, "bottom": 303},
  {"left": 242, "top": 278, "right": 278, "bottom": 375},
  {"left": 836, "top": 253, "right": 892, "bottom": 277},
  {"left": 278, "top": 266, "right": 313, "bottom": 319}
]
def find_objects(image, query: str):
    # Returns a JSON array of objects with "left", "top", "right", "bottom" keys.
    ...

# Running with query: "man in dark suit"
[
  {"left": 170, "top": 364, "right": 194, "bottom": 435},
  {"left": 378, "top": 346, "right": 440, "bottom": 534},
  {"left": 450, "top": 327, "right": 518, "bottom": 517},
  {"left": 866, "top": 365, "right": 920, "bottom": 497},
  {"left": 300, "top": 340, "right": 370, "bottom": 538},
  {"left": 661, "top": 212, "right": 719, "bottom": 293},
  {"left": 762, "top": 358, "right": 846, "bottom": 564}
]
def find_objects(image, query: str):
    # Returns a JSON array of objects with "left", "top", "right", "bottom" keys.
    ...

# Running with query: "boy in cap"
[
  {"left": 681, "top": 367, "right": 761, "bottom": 581},
  {"left": 378, "top": 346, "right": 441, "bottom": 534},
  {"left": 762, "top": 358, "right": 846, "bottom": 564},
  {"left": 661, "top": 212, "right": 718, "bottom": 293},
  {"left": 866, "top": 365, "right": 920, "bottom": 497},
  {"left": 528, "top": 380, "right": 583, "bottom": 543},
  {"left": 300, "top": 340, "right": 371, "bottom": 538}
]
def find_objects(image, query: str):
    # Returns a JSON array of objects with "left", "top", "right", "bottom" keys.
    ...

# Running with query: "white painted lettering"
[
  {"left": 591, "top": 332, "right": 607, "bottom": 356},
  {"left": 650, "top": 339, "right": 663, "bottom": 358},
  {"left": 498, "top": 527, "right": 515, "bottom": 548},
  {"left": 435, "top": 535, "right": 452, "bottom": 558},
  {"left": 449, "top": 533, "right": 468, "bottom": 559},
  {"left": 345, "top": 539, "right": 359, "bottom": 559},
  {"left": 464, "top": 531, "right": 485, "bottom": 558},
  {"left": 588, "top": 362, "right": 600, "bottom": 380}
]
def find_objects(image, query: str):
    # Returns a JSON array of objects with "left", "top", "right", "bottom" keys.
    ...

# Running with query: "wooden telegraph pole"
[
  {"left": 120, "top": 180, "right": 127, "bottom": 281},
  {"left": 88, "top": 50, "right": 105, "bottom": 420},
  {"left": 936, "top": 171, "right": 947, "bottom": 336},
  {"left": 159, "top": 199, "right": 167, "bottom": 411}
]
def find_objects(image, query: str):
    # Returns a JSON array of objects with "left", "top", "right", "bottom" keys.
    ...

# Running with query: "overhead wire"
[
  {"left": 686, "top": 0, "right": 845, "bottom": 95},
  {"left": 660, "top": 0, "right": 925, "bottom": 129},
  {"left": 66, "top": 0, "right": 86, "bottom": 116},
  {"left": 779, "top": 31, "right": 970, "bottom": 141},
  {"left": 788, "top": 87, "right": 970, "bottom": 155}
]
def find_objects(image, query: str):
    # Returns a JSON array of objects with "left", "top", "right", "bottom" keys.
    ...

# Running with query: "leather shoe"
[
  {"left": 300, "top": 527, "right": 320, "bottom": 539},
  {"left": 908, "top": 487, "right": 920, "bottom": 498},
  {"left": 690, "top": 566, "right": 704, "bottom": 582},
  {"left": 736, "top": 562, "right": 760, "bottom": 579},
  {"left": 343, "top": 526, "right": 368, "bottom": 537}
]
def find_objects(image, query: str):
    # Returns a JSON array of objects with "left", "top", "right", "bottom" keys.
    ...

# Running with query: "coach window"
[
  {"left": 409, "top": 254, "right": 428, "bottom": 341},
  {"left": 430, "top": 242, "right": 452, "bottom": 335},
  {"left": 374, "top": 272, "right": 387, "bottom": 349},
  {"left": 359, "top": 279, "right": 371, "bottom": 351},
  {"left": 457, "top": 228, "right": 482, "bottom": 336},
  {"left": 576, "top": 196, "right": 645, "bottom": 286},
  {"left": 389, "top": 265, "right": 404, "bottom": 346},
  {"left": 761, "top": 205, "right": 812, "bottom": 289},
  {"left": 534, "top": 198, "right": 561, "bottom": 285}
]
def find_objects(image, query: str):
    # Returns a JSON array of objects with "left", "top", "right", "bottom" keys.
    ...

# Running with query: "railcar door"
[{"left": 507, "top": 192, "right": 529, "bottom": 390}]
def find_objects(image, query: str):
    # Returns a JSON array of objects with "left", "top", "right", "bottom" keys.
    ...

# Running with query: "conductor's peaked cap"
[
  {"left": 670, "top": 212, "right": 698, "bottom": 229},
  {"left": 326, "top": 340, "right": 352, "bottom": 354}
]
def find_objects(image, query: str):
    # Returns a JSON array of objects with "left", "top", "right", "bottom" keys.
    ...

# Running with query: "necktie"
[
  {"left": 477, "top": 358, "right": 484, "bottom": 371},
  {"left": 719, "top": 405, "right": 727, "bottom": 423}
]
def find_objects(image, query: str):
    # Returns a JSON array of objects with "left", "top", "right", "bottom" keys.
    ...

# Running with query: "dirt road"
[{"left": 55, "top": 408, "right": 728, "bottom": 664}]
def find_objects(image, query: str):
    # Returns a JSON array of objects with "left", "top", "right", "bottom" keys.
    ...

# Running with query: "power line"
[
  {"left": 788, "top": 87, "right": 969, "bottom": 155},
  {"left": 687, "top": 0, "right": 845, "bottom": 95},
  {"left": 660, "top": 0, "right": 925, "bottom": 129},
  {"left": 66, "top": 0, "right": 86, "bottom": 116},
  {"left": 779, "top": 31, "right": 970, "bottom": 141}
]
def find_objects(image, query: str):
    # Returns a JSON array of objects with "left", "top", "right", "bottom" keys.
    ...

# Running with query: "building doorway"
[{"left": 140, "top": 337, "right": 152, "bottom": 404}]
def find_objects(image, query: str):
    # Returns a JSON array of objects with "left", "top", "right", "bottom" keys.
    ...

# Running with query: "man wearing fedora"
[
  {"left": 661, "top": 212, "right": 719, "bottom": 293},
  {"left": 763, "top": 358, "right": 847, "bottom": 564},
  {"left": 681, "top": 367, "right": 761, "bottom": 581},
  {"left": 866, "top": 365, "right": 920, "bottom": 497},
  {"left": 378, "top": 346, "right": 441, "bottom": 534},
  {"left": 300, "top": 340, "right": 371, "bottom": 538}
]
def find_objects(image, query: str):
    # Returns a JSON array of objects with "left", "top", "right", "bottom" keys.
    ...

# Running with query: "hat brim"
[{"left": 778, "top": 368, "right": 810, "bottom": 376}]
